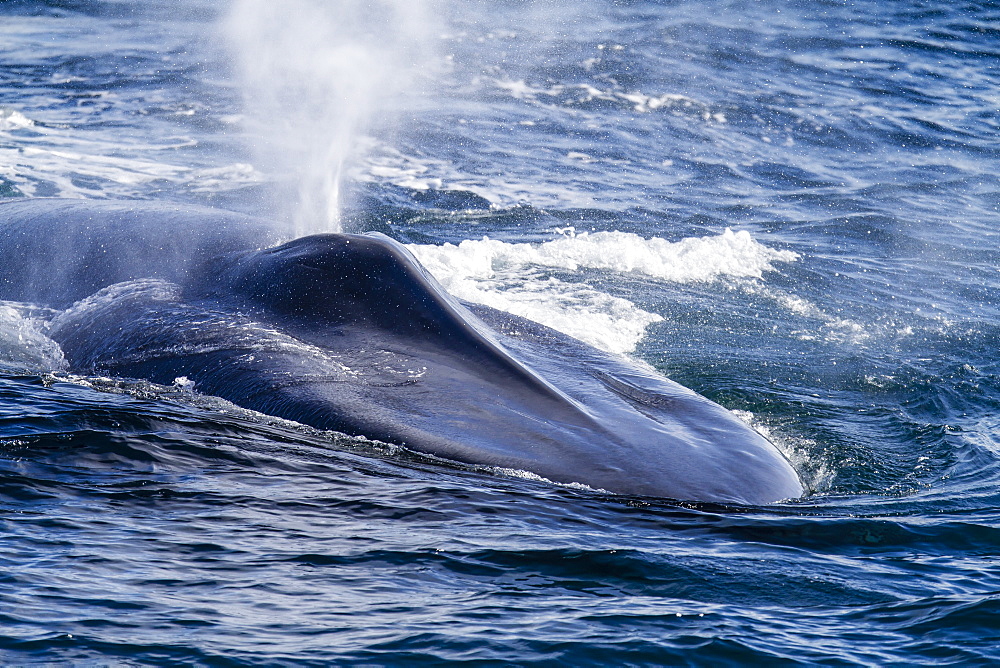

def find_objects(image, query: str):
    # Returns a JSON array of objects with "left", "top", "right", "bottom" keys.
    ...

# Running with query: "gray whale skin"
[{"left": 0, "top": 199, "right": 803, "bottom": 504}]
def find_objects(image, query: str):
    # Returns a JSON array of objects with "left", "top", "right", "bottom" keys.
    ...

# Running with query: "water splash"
[
  {"left": 408, "top": 228, "right": 798, "bottom": 354},
  {"left": 223, "top": 0, "right": 440, "bottom": 237}
]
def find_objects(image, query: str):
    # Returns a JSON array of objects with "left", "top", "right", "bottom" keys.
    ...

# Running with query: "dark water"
[{"left": 2, "top": 0, "right": 1000, "bottom": 664}]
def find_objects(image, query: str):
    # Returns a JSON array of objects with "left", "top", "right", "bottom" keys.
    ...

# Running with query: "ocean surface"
[{"left": 1, "top": 0, "right": 1000, "bottom": 664}]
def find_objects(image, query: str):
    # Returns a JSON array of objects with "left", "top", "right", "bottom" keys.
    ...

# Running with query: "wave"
[{"left": 409, "top": 228, "right": 798, "bottom": 353}]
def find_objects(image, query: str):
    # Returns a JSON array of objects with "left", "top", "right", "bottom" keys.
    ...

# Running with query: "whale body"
[{"left": 0, "top": 199, "right": 803, "bottom": 504}]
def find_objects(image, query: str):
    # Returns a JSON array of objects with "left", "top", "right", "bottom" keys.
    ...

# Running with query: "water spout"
[{"left": 223, "top": 0, "right": 439, "bottom": 237}]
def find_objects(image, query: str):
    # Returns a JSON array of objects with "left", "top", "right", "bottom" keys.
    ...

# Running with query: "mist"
[{"left": 222, "top": 0, "right": 440, "bottom": 237}]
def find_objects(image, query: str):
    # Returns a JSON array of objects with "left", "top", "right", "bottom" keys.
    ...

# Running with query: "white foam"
[
  {"left": 779, "top": 293, "right": 869, "bottom": 344},
  {"left": 492, "top": 78, "right": 727, "bottom": 122},
  {"left": 0, "top": 94, "right": 264, "bottom": 200},
  {"left": 0, "top": 303, "right": 65, "bottom": 371},
  {"left": 732, "top": 410, "right": 834, "bottom": 495},
  {"left": 0, "top": 133, "right": 262, "bottom": 199},
  {"left": 490, "top": 465, "right": 610, "bottom": 493},
  {"left": 355, "top": 142, "right": 477, "bottom": 196},
  {"left": 353, "top": 140, "right": 614, "bottom": 209},
  {"left": 410, "top": 228, "right": 797, "bottom": 283},
  {"left": 188, "top": 163, "right": 265, "bottom": 192},
  {"left": 408, "top": 229, "right": 798, "bottom": 353},
  {"left": 745, "top": 285, "right": 873, "bottom": 344},
  {"left": 0, "top": 108, "right": 34, "bottom": 131}
]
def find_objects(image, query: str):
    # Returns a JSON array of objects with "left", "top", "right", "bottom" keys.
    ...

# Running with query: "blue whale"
[{"left": 0, "top": 199, "right": 803, "bottom": 504}]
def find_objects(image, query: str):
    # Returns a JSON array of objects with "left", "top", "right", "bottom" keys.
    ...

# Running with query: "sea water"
[{"left": 1, "top": 0, "right": 999, "bottom": 664}]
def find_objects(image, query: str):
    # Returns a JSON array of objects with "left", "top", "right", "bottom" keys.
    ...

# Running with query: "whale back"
[
  {"left": 203, "top": 233, "right": 477, "bottom": 335},
  {"left": 198, "top": 233, "right": 584, "bottom": 408},
  {"left": 0, "top": 198, "right": 284, "bottom": 308}
]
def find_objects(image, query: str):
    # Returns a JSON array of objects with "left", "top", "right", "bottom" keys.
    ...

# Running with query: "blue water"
[{"left": 2, "top": 0, "right": 1000, "bottom": 664}]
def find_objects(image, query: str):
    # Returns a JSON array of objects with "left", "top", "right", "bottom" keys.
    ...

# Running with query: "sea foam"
[{"left": 408, "top": 228, "right": 797, "bottom": 354}]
